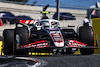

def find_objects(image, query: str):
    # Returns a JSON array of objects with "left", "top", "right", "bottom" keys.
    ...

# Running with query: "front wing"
[{"left": 18, "top": 34, "right": 99, "bottom": 51}]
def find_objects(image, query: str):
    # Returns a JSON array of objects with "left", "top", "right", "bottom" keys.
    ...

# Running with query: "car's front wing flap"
[
  {"left": 19, "top": 41, "right": 99, "bottom": 51},
  {"left": 18, "top": 34, "right": 99, "bottom": 51}
]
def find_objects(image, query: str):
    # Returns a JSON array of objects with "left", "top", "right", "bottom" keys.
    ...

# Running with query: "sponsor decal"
[
  {"left": 21, "top": 40, "right": 49, "bottom": 48},
  {"left": 50, "top": 32, "right": 64, "bottom": 47},
  {"left": 68, "top": 40, "right": 87, "bottom": 47},
  {"left": 51, "top": 33, "right": 63, "bottom": 42}
]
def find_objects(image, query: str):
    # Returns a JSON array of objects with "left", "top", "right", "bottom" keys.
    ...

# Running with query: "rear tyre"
[
  {"left": 79, "top": 26, "right": 94, "bottom": 55},
  {"left": 14, "top": 27, "right": 28, "bottom": 55},
  {"left": 3, "top": 29, "right": 14, "bottom": 55}
]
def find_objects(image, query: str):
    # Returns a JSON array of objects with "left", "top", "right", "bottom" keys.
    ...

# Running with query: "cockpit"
[{"left": 35, "top": 20, "right": 59, "bottom": 30}]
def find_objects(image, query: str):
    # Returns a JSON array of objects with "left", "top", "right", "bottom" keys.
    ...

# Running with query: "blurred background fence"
[{"left": 0, "top": 0, "right": 95, "bottom": 28}]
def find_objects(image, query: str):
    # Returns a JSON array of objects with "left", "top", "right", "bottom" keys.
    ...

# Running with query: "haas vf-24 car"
[{"left": 3, "top": 19, "right": 99, "bottom": 55}]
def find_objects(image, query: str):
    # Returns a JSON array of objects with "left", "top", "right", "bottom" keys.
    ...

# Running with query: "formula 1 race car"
[{"left": 2, "top": 19, "right": 99, "bottom": 55}]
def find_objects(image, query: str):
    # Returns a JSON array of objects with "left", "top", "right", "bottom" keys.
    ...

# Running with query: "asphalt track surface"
[
  {"left": 0, "top": 54, "right": 100, "bottom": 67},
  {"left": 0, "top": 56, "right": 47, "bottom": 67},
  {"left": 35, "top": 54, "right": 100, "bottom": 67},
  {"left": 0, "top": 56, "right": 36, "bottom": 67}
]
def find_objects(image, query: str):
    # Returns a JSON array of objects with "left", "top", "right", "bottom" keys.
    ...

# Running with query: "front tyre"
[
  {"left": 3, "top": 29, "right": 14, "bottom": 55},
  {"left": 79, "top": 26, "right": 94, "bottom": 55}
]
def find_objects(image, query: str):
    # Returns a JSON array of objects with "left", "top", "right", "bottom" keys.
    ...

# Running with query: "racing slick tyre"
[
  {"left": 79, "top": 26, "right": 94, "bottom": 55},
  {"left": 3, "top": 29, "right": 14, "bottom": 55},
  {"left": 14, "top": 27, "right": 28, "bottom": 55}
]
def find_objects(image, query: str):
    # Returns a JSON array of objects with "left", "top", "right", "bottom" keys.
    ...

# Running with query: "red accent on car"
[
  {"left": 19, "top": 20, "right": 36, "bottom": 24},
  {"left": 91, "top": 27, "right": 95, "bottom": 51},
  {"left": 92, "top": 28, "right": 95, "bottom": 52},
  {"left": 51, "top": 22, "right": 53, "bottom": 23},
  {"left": 51, "top": 33, "right": 63, "bottom": 43},
  {"left": 68, "top": 40, "right": 87, "bottom": 47},
  {"left": 28, "top": 20, "right": 32, "bottom": 24},
  {"left": 27, "top": 33, "right": 29, "bottom": 42},
  {"left": 21, "top": 40, "right": 49, "bottom": 48},
  {"left": 19, "top": 20, "right": 27, "bottom": 23},
  {"left": 31, "top": 40, "right": 46, "bottom": 44}
]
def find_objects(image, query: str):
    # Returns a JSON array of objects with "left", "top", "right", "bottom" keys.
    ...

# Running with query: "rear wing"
[{"left": 19, "top": 20, "right": 37, "bottom": 25}]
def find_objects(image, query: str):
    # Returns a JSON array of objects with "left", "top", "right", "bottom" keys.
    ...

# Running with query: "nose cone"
[{"left": 54, "top": 42, "right": 64, "bottom": 47}]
